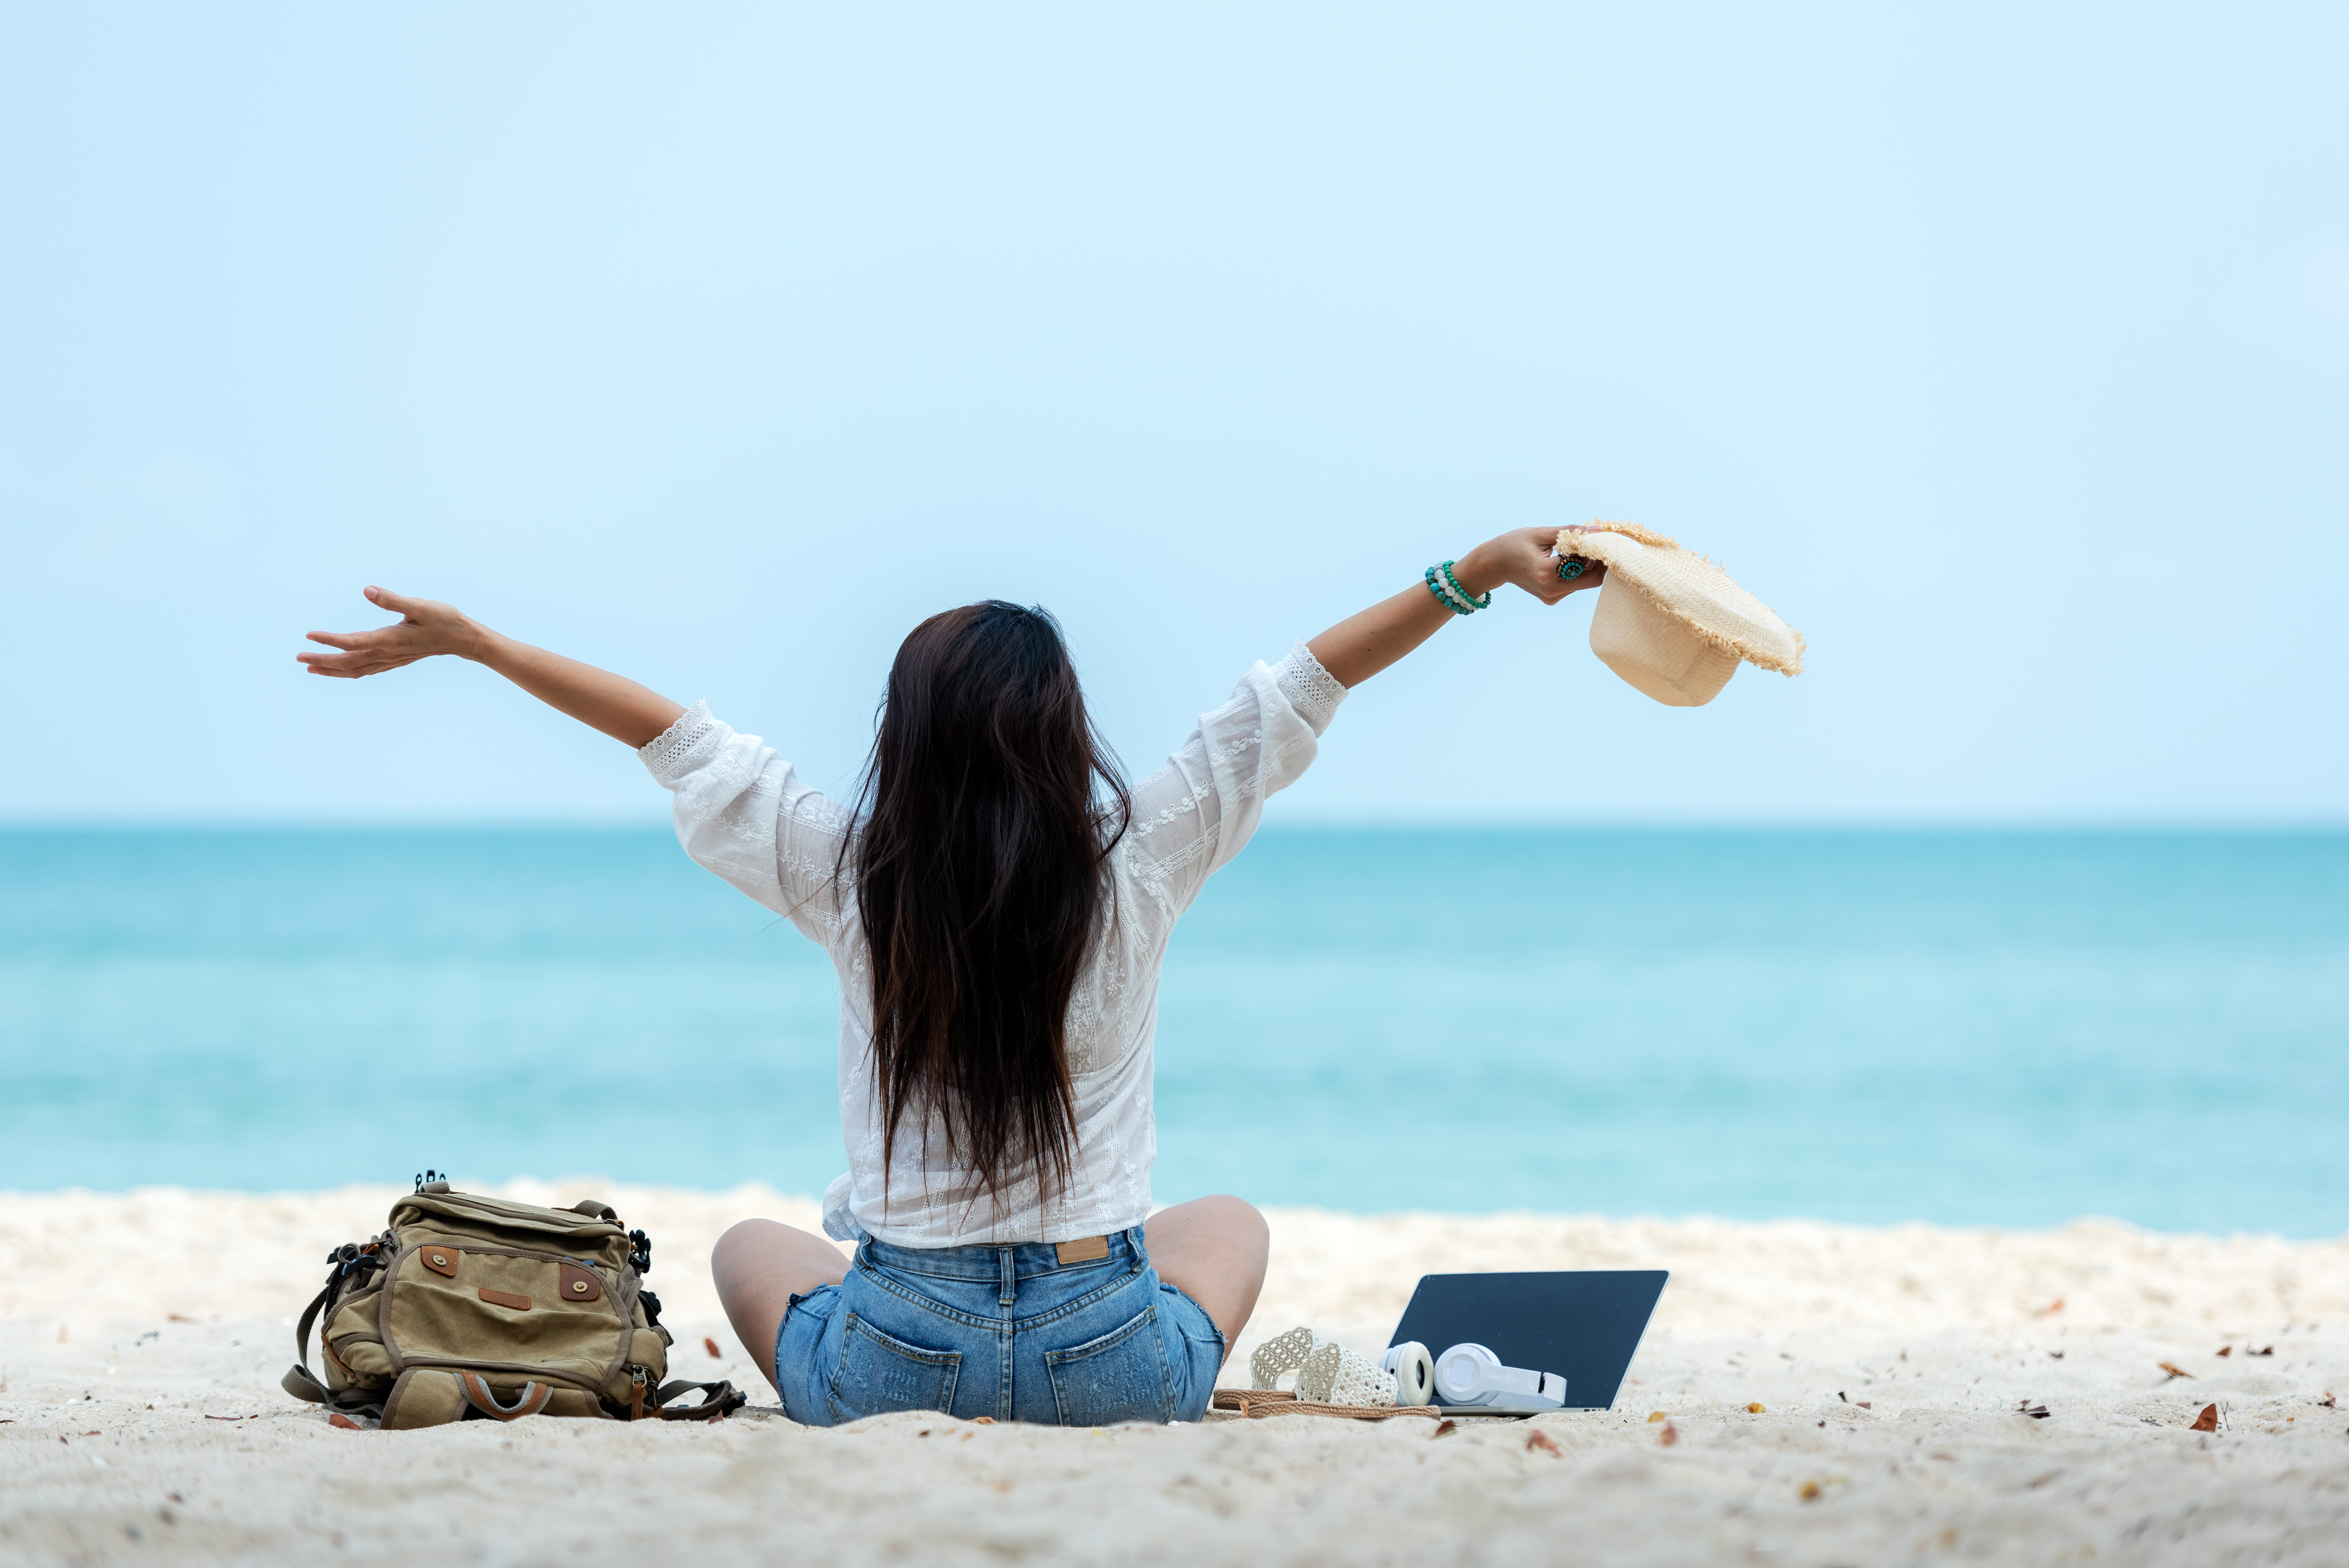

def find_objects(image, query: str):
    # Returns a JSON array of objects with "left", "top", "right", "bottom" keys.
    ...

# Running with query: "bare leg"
[
  {"left": 709, "top": 1219, "right": 851, "bottom": 1394},
  {"left": 1142, "top": 1195, "right": 1269, "bottom": 1350}
]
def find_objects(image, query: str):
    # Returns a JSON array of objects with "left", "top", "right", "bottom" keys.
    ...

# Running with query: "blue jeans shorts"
[{"left": 774, "top": 1226, "right": 1226, "bottom": 1426}]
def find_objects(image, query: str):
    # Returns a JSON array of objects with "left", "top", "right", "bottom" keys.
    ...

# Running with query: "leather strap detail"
[
  {"left": 651, "top": 1379, "right": 748, "bottom": 1421},
  {"left": 477, "top": 1287, "right": 531, "bottom": 1312},
  {"left": 420, "top": 1245, "right": 459, "bottom": 1278},
  {"left": 556, "top": 1264, "right": 603, "bottom": 1304},
  {"left": 458, "top": 1373, "right": 553, "bottom": 1422},
  {"left": 1054, "top": 1235, "right": 1110, "bottom": 1265},
  {"left": 568, "top": 1199, "right": 620, "bottom": 1222}
]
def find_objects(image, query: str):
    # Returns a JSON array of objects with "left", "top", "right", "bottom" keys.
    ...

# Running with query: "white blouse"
[{"left": 638, "top": 641, "right": 1348, "bottom": 1247}]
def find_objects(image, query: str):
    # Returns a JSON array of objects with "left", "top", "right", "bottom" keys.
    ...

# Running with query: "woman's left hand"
[
  {"left": 1453, "top": 526, "right": 1607, "bottom": 607},
  {"left": 1306, "top": 521, "right": 1610, "bottom": 687}
]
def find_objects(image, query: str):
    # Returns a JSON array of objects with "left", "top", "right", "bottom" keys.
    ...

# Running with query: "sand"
[{"left": 3, "top": 1183, "right": 2345, "bottom": 1566}]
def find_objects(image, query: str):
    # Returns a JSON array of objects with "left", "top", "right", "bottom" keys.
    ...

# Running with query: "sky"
[{"left": 2, "top": 3, "right": 2343, "bottom": 825}]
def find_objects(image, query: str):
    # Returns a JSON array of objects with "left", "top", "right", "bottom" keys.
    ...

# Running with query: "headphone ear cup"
[
  {"left": 1433, "top": 1343, "right": 1502, "bottom": 1405},
  {"left": 1381, "top": 1342, "right": 1436, "bottom": 1407}
]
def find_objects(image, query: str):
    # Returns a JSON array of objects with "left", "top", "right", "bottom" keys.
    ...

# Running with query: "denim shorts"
[{"left": 774, "top": 1226, "right": 1226, "bottom": 1426}]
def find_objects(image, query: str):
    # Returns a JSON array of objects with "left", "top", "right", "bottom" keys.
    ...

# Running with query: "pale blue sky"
[{"left": 3, "top": 4, "right": 2343, "bottom": 823}]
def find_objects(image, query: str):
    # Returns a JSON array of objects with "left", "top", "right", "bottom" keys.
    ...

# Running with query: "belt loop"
[{"left": 997, "top": 1246, "right": 1016, "bottom": 1312}]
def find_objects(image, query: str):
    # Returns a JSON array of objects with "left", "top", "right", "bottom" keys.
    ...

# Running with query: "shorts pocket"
[
  {"left": 1044, "top": 1305, "right": 1173, "bottom": 1427},
  {"left": 825, "top": 1311, "right": 962, "bottom": 1423}
]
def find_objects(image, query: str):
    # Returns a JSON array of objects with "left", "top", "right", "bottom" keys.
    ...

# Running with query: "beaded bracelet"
[
  {"left": 1439, "top": 561, "right": 1493, "bottom": 611},
  {"left": 1424, "top": 563, "right": 1477, "bottom": 615}
]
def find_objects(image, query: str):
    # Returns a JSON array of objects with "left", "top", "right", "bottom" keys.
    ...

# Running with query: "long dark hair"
[{"left": 842, "top": 601, "right": 1131, "bottom": 1210}]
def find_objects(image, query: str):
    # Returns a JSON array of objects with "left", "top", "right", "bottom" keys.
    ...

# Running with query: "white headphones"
[
  {"left": 1380, "top": 1341, "right": 1438, "bottom": 1405},
  {"left": 1381, "top": 1340, "right": 1567, "bottom": 1409}
]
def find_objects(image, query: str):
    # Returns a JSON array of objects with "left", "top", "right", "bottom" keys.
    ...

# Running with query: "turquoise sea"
[{"left": 1, "top": 828, "right": 2343, "bottom": 1236}]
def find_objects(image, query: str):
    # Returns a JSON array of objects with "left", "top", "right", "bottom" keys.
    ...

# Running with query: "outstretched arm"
[
  {"left": 1304, "top": 525, "right": 1607, "bottom": 689},
  {"left": 298, "top": 586, "right": 686, "bottom": 748}
]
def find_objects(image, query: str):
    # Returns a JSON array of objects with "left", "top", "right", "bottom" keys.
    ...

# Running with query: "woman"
[{"left": 299, "top": 525, "right": 1602, "bottom": 1425}]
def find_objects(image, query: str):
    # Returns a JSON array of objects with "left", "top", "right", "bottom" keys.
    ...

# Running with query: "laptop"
[{"left": 1387, "top": 1270, "right": 1668, "bottom": 1414}]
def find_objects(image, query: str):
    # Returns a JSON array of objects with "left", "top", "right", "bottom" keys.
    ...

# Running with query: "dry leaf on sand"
[
  {"left": 1526, "top": 1430, "right": 1560, "bottom": 1457},
  {"left": 2159, "top": 1362, "right": 2194, "bottom": 1380},
  {"left": 2189, "top": 1404, "right": 2220, "bottom": 1433}
]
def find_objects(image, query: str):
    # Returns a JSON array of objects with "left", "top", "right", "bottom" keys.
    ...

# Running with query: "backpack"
[{"left": 280, "top": 1177, "right": 745, "bottom": 1429}]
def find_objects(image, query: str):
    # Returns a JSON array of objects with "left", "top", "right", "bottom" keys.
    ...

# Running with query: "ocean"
[{"left": 2, "top": 828, "right": 2342, "bottom": 1236}]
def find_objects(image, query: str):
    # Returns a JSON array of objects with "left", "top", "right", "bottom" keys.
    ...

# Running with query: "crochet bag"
[{"left": 280, "top": 1177, "right": 745, "bottom": 1429}]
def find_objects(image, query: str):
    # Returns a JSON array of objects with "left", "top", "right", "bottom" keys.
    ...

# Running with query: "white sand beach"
[{"left": 3, "top": 1183, "right": 2344, "bottom": 1565}]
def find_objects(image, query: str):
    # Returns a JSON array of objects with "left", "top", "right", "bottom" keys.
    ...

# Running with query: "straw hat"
[{"left": 1558, "top": 522, "right": 1804, "bottom": 707}]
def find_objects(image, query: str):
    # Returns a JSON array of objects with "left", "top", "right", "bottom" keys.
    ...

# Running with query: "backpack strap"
[
  {"left": 650, "top": 1379, "right": 749, "bottom": 1421},
  {"left": 459, "top": 1373, "right": 556, "bottom": 1422},
  {"left": 282, "top": 1253, "right": 392, "bottom": 1418},
  {"left": 280, "top": 1279, "right": 339, "bottom": 1404}
]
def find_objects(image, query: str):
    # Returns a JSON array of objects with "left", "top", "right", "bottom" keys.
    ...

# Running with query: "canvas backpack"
[{"left": 280, "top": 1177, "right": 745, "bottom": 1429}]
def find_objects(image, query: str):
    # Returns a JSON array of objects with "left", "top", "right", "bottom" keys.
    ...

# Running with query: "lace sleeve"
[
  {"left": 1270, "top": 640, "right": 1346, "bottom": 737},
  {"left": 1119, "top": 642, "right": 1346, "bottom": 922},
  {"left": 638, "top": 702, "right": 853, "bottom": 941}
]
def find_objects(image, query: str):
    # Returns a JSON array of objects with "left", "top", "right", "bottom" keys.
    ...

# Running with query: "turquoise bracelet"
[
  {"left": 1424, "top": 564, "right": 1476, "bottom": 615},
  {"left": 1440, "top": 561, "right": 1493, "bottom": 611}
]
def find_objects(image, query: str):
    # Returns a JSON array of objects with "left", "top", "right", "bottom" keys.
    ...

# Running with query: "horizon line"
[{"left": 4, "top": 816, "right": 2347, "bottom": 835}]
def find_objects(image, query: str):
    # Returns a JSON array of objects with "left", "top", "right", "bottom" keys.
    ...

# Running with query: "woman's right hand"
[
  {"left": 299, "top": 584, "right": 685, "bottom": 746},
  {"left": 298, "top": 586, "right": 491, "bottom": 679}
]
